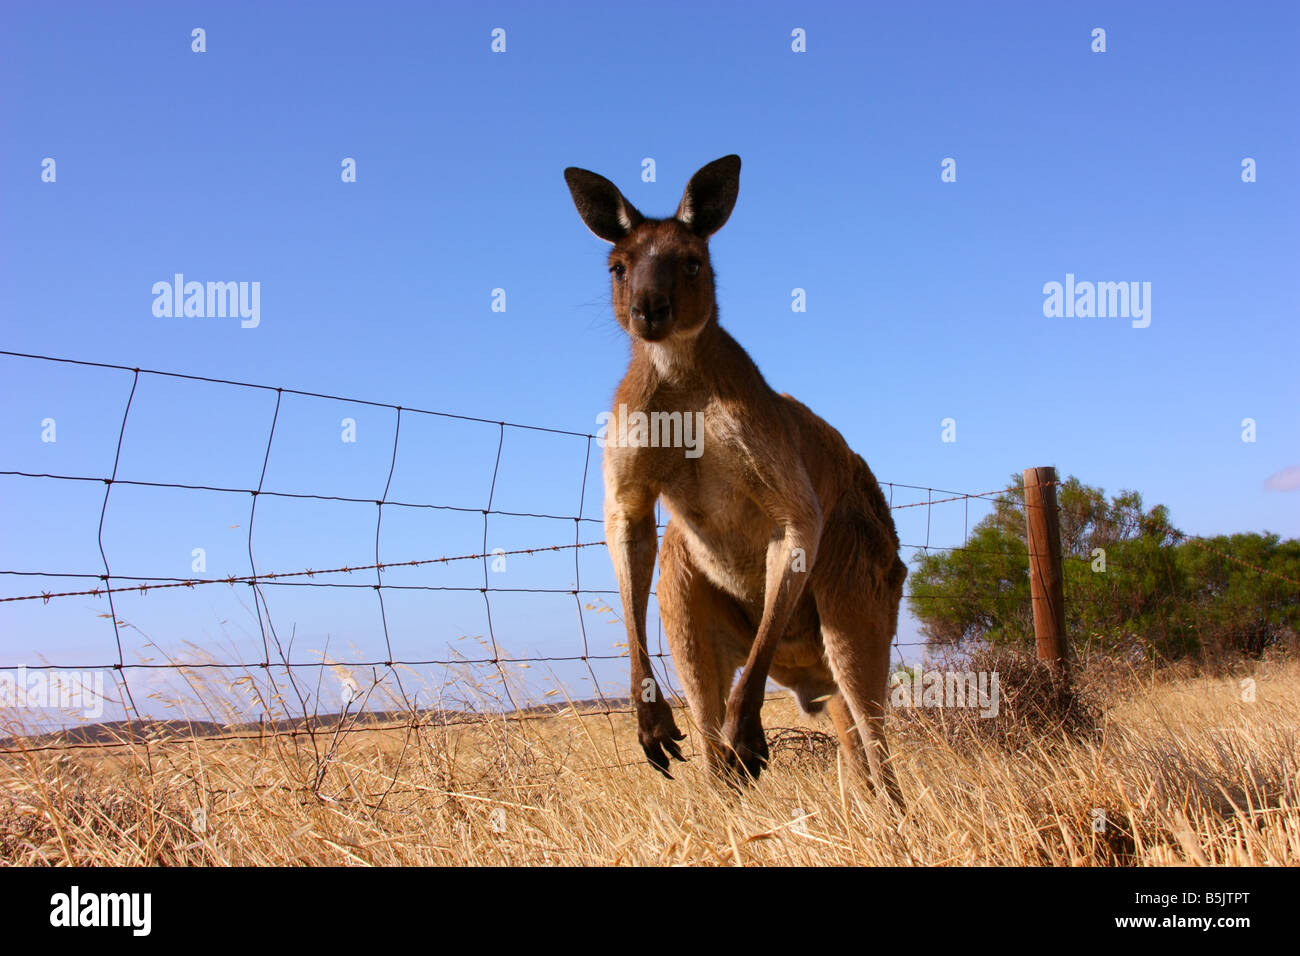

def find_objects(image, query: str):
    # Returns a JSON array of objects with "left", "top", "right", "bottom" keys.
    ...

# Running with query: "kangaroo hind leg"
[{"left": 657, "top": 525, "right": 750, "bottom": 779}]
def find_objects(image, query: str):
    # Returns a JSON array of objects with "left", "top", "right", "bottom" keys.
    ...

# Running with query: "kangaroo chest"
[{"left": 613, "top": 394, "right": 777, "bottom": 605}]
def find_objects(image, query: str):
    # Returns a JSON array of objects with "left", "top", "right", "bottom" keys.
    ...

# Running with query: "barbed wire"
[
  {"left": 0, "top": 541, "right": 611, "bottom": 605},
  {"left": 1167, "top": 527, "right": 1300, "bottom": 590},
  {"left": 0, "top": 537, "right": 1050, "bottom": 607}
]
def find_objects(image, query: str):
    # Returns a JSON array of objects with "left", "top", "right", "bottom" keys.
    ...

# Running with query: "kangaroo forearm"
[
  {"left": 606, "top": 508, "right": 659, "bottom": 685},
  {"left": 730, "top": 522, "right": 819, "bottom": 713}
]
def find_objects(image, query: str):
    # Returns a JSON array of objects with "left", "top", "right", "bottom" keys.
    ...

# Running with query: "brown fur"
[{"left": 565, "top": 156, "right": 906, "bottom": 805}]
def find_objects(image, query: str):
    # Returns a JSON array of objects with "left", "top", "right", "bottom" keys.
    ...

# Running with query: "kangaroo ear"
[
  {"left": 564, "top": 167, "right": 644, "bottom": 243},
  {"left": 675, "top": 155, "right": 740, "bottom": 238}
]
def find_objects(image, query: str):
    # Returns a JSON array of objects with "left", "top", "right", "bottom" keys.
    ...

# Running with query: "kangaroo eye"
[
  {"left": 610, "top": 263, "right": 626, "bottom": 280},
  {"left": 683, "top": 260, "right": 701, "bottom": 277}
]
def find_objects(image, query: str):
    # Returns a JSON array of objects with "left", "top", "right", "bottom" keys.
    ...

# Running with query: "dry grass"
[{"left": 1, "top": 658, "right": 1297, "bottom": 866}]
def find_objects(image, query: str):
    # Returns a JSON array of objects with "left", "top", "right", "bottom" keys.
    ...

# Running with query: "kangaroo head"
[{"left": 565, "top": 155, "right": 740, "bottom": 344}]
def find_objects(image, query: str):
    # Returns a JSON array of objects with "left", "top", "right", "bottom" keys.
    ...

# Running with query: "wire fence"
[{"left": 0, "top": 349, "right": 1286, "bottom": 763}]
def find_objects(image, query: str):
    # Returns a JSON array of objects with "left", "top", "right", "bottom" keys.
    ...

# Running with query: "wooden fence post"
[{"left": 1023, "top": 466, "right": 1068, "bottom": 675}]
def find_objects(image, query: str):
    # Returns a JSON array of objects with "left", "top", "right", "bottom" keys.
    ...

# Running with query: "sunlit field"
[{"left": 2, "top": 650, "right": 1296, "bottom": 867}]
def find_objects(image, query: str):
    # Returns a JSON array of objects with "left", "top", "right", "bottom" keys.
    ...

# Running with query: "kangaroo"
[{"left": 565, "top": 155, "right": 907, "bottom": 805}]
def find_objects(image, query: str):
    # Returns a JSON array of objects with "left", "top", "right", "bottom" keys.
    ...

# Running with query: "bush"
[{"left": 901, "top": 644, "right": 1103, "bottom": 755}]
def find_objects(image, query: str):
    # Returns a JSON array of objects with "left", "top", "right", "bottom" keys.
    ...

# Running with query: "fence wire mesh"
[{"left": 1, "top": 349, "right": 1281, "bottom": 764}]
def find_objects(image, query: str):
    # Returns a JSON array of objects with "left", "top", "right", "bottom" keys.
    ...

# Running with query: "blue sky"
[{"left": 2, "top": 1, "right": 1297, "bottom": 723}]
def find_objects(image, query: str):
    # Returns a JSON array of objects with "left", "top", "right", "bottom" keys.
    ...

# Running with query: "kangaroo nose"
[{"left": 630, "top": 294, "right": 671, "bottom": 327}]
